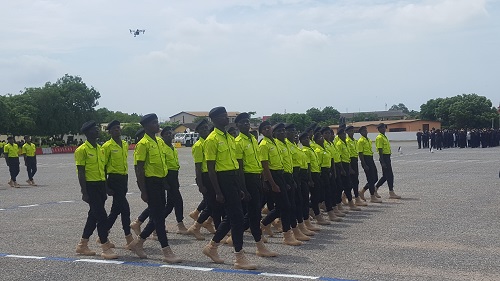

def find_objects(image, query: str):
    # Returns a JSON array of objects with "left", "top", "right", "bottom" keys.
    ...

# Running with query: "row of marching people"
[{"left": 73, "top": 107, "right": 401, "bottom": 270}]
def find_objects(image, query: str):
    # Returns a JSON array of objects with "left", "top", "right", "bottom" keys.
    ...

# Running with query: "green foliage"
[
  {"left": 121, "top": 123, "right": 142, "bottom": 139},
  {"left": 95, "top": 108, "right": 141, "bottom": 123},
  {"left": 420, "top": 94, "right": 498, "bottom": 128},
  {"left": 267, "top": 113, "right": 312, "bottom": 131},
  {"left": 389, "top": 103, "right": 410, "bottom": 114}
]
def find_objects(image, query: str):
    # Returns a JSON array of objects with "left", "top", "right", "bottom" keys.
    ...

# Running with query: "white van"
[{"left": 174, "top": 132, "right": 199, "bottom": 147}]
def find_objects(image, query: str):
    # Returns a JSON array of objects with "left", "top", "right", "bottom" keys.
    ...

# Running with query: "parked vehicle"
[{"left": 174, "top": 132, "right": 199, "bottom": 147}]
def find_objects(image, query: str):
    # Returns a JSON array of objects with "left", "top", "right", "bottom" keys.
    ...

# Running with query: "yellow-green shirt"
[
  {"left": 259, "top": 136, "right": 284, "bottom": 171},
  {"left": 302, "top": 146, "right": 320, "bottom": 173},
  {"left": 297, "top": 146, "right": 309, "bottom": 170},
  {"left": 164, "top": 144, "right": 180, "bottom": 171},
  {"left": 74, "top": 141, "right": 106, "bottom": 182},
  {"left": 235, "top": 133, "right": 262, "bottom": 174},
  {"left": 334, "top": 138, "right": 351, "bottom": 163},
  {"left": 102, "top": 138, "right": 128, "bottom": 175},
  {"left": 192, "top": 137, "right": 208, "bottom": 173},
  {"left": 376, "top": 133, "right": 392, "bottom": 155},
  {"left": 4, "top": 143, "right": 19, "bottom": 158},
  {"left": 204, "top": 128, "right": 239, "bottom": 172},
  {"left": 346, "top": 136, "right": 358, "bottom": 158},
  {"left": 315, "top": 145, "right": 332, "bottom": 168},
  {"left": 276, "top": 139, "right": 293, "bottom": 173},
  {"left": 286, "top": 139, "right": 301, "bottom": 168},
  {"left": 357, "top": 136, "right": 374, "bottom": 156},
  {"left": 134, "top": 134, "right": 169, "bottom": 178},
  {"left": 22, "top": 143, "right": 36, "bottom": 157},
  {"left": 325, "top": 140, "right": 341, "bottom": 163}
]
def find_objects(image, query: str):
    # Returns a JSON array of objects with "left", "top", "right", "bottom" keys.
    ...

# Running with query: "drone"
[{"left": 130, "top": 29, "right": 145, "bottom": 37}]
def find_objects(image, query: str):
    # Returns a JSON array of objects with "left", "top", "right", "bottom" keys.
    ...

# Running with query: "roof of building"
[
  {"left": 170, "top": 111, "right": 240, "bottom": 118},
  {"left": 340, "top": 110, "right": 406, "bottom": 119},
  {"left": 329, "top": 119, "right": 438, "bottom": 128}
]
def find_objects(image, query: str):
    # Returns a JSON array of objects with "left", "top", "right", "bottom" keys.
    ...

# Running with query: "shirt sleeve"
[
  {"left": 357, "top": 139, "right": 363, "bottom": 153},
  {"left": 375, "top": 136, "right": 383, "bottom": 149},
  {"left": 234, "top": 139, "right": 243, "bottom": 160},
  {"left": 204, "top": 138, "right": 217, "bottom": 161},
  {"left": 21, "top": 145, "right": 27, "bottom": 154},
  {"left": 74, "top": 147, "right": 86, "bottom": 166},
  {"left": 134, "top": 142, "right": 147, "bottom": 162},
  {"left": 192, "top": 143, "right": 204, "bottom": 164},
  {"left": 259, "top": 142, "right": 269, "bottom": 162}
]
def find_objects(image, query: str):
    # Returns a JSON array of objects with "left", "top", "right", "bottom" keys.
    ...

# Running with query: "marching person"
[
  {"left": 4, "top": 136, "right": 21, "bottom": 188},
  {"left": 357, "top": 126, "right": 382, "bottom": 203},
  {"left": 74, "top": 121, "right": 118, "bottom": 259},
  {"left": 335, "top": 128, "right": 361, "bottom": 211},
  {"left": 127, "top": 113, "right": 181, "bottom": 263},
  {"left": 346, "top": 126, "right": 366, "bottom": 207},
  {"left": 201, "top": 106, "right": 257, "bottom": 270},
  {"left": 375, "top": 123, "right": 402, "bottom": 199},
  {"left": 22, "top": 136, "right": 37, "bottom": 186},
  {"left": 102, "top": 120, "right": 133, "bottom": 248}
]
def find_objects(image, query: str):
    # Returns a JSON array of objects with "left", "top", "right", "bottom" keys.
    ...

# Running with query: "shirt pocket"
[
  {"left": 149, "top": 146, "right": 161, "bottom": 164},
  {"left": 217, "top": 143, "right": 229, "bottom": 159}
]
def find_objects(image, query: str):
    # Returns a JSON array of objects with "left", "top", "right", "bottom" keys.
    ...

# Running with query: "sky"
[{"left": 1, "top": 0, "right": 499, "bottom": 121}]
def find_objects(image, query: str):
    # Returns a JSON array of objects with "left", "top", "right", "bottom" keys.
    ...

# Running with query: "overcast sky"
[{"left": 1, "top": 0, "right": 499, "bottom": 121}]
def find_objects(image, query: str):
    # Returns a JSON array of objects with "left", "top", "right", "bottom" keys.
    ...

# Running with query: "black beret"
[
  {"left": 227, "top": 126, "right": 236, "bottom": 133},
  {"left": 234, "top": 112, "right": 250, "bottom": 124},
  {"left": 272, "top": 123, "right": 285, "bottom": 133},
  {"left": 337, "top": 128, "right": 346, "bottom": 134},
  {"left": 140, "top": 113, "right": 158, "bottom": 126},
  {"left": 161, "top": 126, "right": 172, "bottom": 135},
  {"left": 107, "top": 120, "right": 120, "bottom": 130},
  {"left": 359, "top": 126, "right": 367, "bottom": 131},
  {"left": 135, "top": 128, "right": 145, "bottom": 138},
  {"left": 81, "top": 120, "right": 97, "bottom": 133},
  {"left": 195, "top": 119, "right": 208, "bottom": 131},
  {"left": 284, "top": 123, "right": 296, "bottom": 130},
  {"left": 7, "top": 136, "right": 14, "bottom": 140},
  {"left": 314, "top": 127, "right": 322, "bottom": 134},
  {"left": 320, "top": 126, "right": 331, "bottom": 133},
  {"left": 377, "top": 123, "right": 387, "bottom": 129},
  {"left": 346, "top": 125, "right": 354, "bottom": 131},
  {"left": 208, "top": 106, "right": 227, "bottom": 118},
  {"left": 339, "top": 123, "right": 346, "bottom": 129},
  {"left": 313, "top": 132, "right": 323, "bottom": 141},
  {"left": 298, "top": 132, "right": 309, "bottom": 140},
  {"left": 259, "top": 121, "right": 271, "bottom": 133}
]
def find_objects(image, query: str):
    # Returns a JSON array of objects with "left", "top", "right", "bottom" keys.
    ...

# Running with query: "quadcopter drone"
[{"left": 130, "top": 29, "right": 145, "bottom": 37}]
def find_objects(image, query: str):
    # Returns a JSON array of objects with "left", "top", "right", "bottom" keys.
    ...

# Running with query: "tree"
[
  {"left": 121, "top": 123, "right": 142, "bottom": 138},
  {"left": 267, "top": 113, "right": 287, "bottom": 124},
  {"left": 389, "top": 103, "right": 410, "bottom": 114},
  {"left": 306, "top": 107, "right": 325, "bottom": 123}
]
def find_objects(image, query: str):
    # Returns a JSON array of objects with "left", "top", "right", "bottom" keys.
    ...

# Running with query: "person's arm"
[
  {"left": 77, "top": 165, "right": 89, "bottom": 203},
  {"left": 359, "top": 152, "right": 368, "bottom": 170},
  {"left": 261, "top": 160, "right": 280, "bottom": 193},
  {"left": 135, "top": 161, "right": 147, "bottom": 202},
  {"left": 307, "top": 163, "right": 314, "bottom": 187},
  {"left": 194, "top": 162, "right": 206, "bottom": 194},
  {"left": 237, "top": 159, "right": 251, "bottom": 200},
  {"left": 378, "top": 148, "right": 386, "bottom": 168},
  {"left": 207, "top": 160, "right": 224, "bottom": 203}
]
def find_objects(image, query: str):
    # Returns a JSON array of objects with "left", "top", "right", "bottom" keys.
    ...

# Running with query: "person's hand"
[
  {"left": 105, "top": 184, "right": 114, "bottom": 196},
  {"left": 243, "top": 191, "right": 252, "bottom": 201},
  {"left": 82, "top": 193, "right": 89, "bottom": 203},
  {"left": 271, "top": 183, "right": 280, "bottom": 193},
  {"left": 198, "top": 185, "right": 207, "bottom": 195},
  {"left": 140, "top": 192, "right": 148, "bottom": 203},
  {"left": 216, "top": 192, "right": 225, "bottom": 204}
]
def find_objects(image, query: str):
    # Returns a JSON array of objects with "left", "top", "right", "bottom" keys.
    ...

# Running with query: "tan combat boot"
[
  {"left": 374, "top": 188, "right": 381, "bottom": 198},
  {"left": 315, "top": 214, "right": 331, "bottom": 225},
  {"left": 125, "top": 234, "right": 134, "bottom": 248},
  {"left": 130, "top": 219, "right": 142, "bottom": 236},
  {"left": 389, "top": 191, "right": 402, "bottom": 199},
  {"left": 202, "top": 217, "right": 216, "bottom": 234},
  {"left": 127, "top": 237, "right": 147, "bottom": 258},
  {"left": 271, "top": 219, "right": 282, "bottom": 233},
  {"left": 189, "top": 209, "right": 200, "bottom": 220},
  {"left": 187, "top": 222, "right": 205, "bottom": 240},
  {"left": 341, "top": 193, "right": 348, "bottom": 205},
  {"left": 13, "top": 182, "right": 20, "bottom": 188},
  {"left": 261, "top": 206, "right": 269, "bottom": 215},
  {"left": 337, "top": 204, "right": 349, "bottom": 214},
  {"left": 291, "top": 227, "right": 310, "bottom": 241},
  {"left": 176, "top": 222, "right": 189, "bottom": 235},
  {"left": 298, "top": 222, "right": 315, "bottom": 236},
  {"left": 162, "top": 246, "right": 181, "bottom": 263},
  {"left": 304, "top": 219, "right": 321, "bottom": 232},
  {"left": 101, "top": 241, "right": 118, "bottom": 259},
  {"left": 333, "top": 206, "right": 346, "bottom": 217},
  {"left": 234, "top": 250, "right": 258, "bottom": 270},
  {"left": 348, "top": 200, "right": 361, "bottom": 211},
  {"left": 256, "top": 240, "right": 278, "bottom": 257},
  {"left": 283, "top": 230, "right": 302, "bottom": 246},
  {"left": 225, "top": 235, "right": 234, "bottom": 246},
  {"left": 370, "top": 194, "right": 383, "bottom": 203},
  {"left": 261, "top": 222, "right": 274, "bottom": 237},
  {"left": 8, "top": 179, "right": 14, "bottom": 187},
  {"left": 327, "top": 210, "right": 343, "bottom": 222},
  {"left": 96, "top": 237, "right": 115, "bottom": 248},
  {"left": 355, "top": 197, "right": 368, "bottom": 206},
  {"left": 202, "top": 240, "right": 224, "bottom": 263},
  {"left": 75, "top": 238, "right": 96, "bottom": 256},
  {"left": 359, "top": 187, "right": 367, "bottom": 201}
]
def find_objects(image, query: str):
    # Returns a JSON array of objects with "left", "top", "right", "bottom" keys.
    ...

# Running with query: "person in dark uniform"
[
  {"left": 416, "top": 129, "right": 423, "bottom": 149},
  {"left": 22, "top": 136, "right": 38, "bottom": 186},
  {"left": 4, "top": 136, "right": 21, "bottom": 188},
  {"left": 357, "top": 126, "right": 382, "bottom": 203},
  {"left": 375, "top": 123, "right": 402, "bottom": 199},
  {"left": 102, "top": 120, "right": 133, "bottom": 248},
  {"left": 127, "top": 114, "right": 181, "bottom": 263},
  {"left": 74, "top": 121, "right": 118, "bottom": 259},
  {"left": 201, "top": 106, "right": 257, "bottom": 270}
]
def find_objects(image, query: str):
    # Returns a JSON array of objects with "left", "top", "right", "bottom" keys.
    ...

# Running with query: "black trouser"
[
  {"left": 198, "top": 173, "right": 223, "bottom": 228},
  {"left": 82, "top": 181, "right": 109, "bottom": 243},
  {"left": 362, "top": 155, "right": 378, "bottom": 195},
  {"left": 417, "top": 139, "right": 422, "bottom": 149},
  {"left": 242, "top": 173, "right": 263, "bottom": 242},
  {"left": 211, "top": 170, "right": 245, "bottom": 252},
  {"left": 341, "top": 162, "right": 353, "bottom": 201},
  {"left": 106, "top": 173, "right": 131, "bottom": 236},
  {"left": 376, "top": 154, "right": 394, "bottom": 191},
  {"left": 140, "top": 177, "right": 169, "bottom": 248},
  {"left": 196, "top": 199, "right": 206, "bottom": 212},
  {"left": 299, "top": 169, "right": 311, "bottom": 220},
  {"left": 164, "top": 170, "right": 184, "bottom": 223},
  {"left": 320, "top": 167, "right": 334, "bottom": 212},
  {"left": 261, "top": 170, "right": 292, "bottom": 232},
  {"left": 283, "top": 172, "right": 298, "bottom": 227},
  {"left": 292, "top": 167, "right": 304, "bottom": 223},
  {"left": 332, "top": 163, "right": 343, "bottom": 205},
  {"left": 7, "top": 157, "right": 20, "bottom": 182},
  {"left": 350, "top": 158, "right": 360, "bottom": 198},
  {"left": 309, "top": 172, "right": 322, "bottom": 215},
  {"left": 25, "top": 156, "right": 37, "bottom": 181}
]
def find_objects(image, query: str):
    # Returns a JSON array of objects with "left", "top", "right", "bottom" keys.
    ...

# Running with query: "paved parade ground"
[{"left": 1, "top": 141, "right": 499, "bottom": 281}]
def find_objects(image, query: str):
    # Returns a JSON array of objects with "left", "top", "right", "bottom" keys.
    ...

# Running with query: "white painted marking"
[
  {"left": 6, "top": 255, "right": 45, "bottom": 259},
  {"left": 190, "top": 184, "right": 197, "bottom": 186},
  {"left": 18, "top": 204, "right": 39, "bottom": 208},
  {"left": 0, "top": 209, "right": 5, "bottom": 211},
  {"left": 160, "top": 264, "right": 212, "bottom": 271},
  {"left": 57, "top": 201, "right": 75, "bottom": 203},
  {"left": 126, "top": 192, "right": 134, "bottom": 195},
  {"left": 259, "top": 273, "right": 319, "bottom": 279},
  {"left": 75, "top": 259, "right": 124, "bottom": 264}
]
